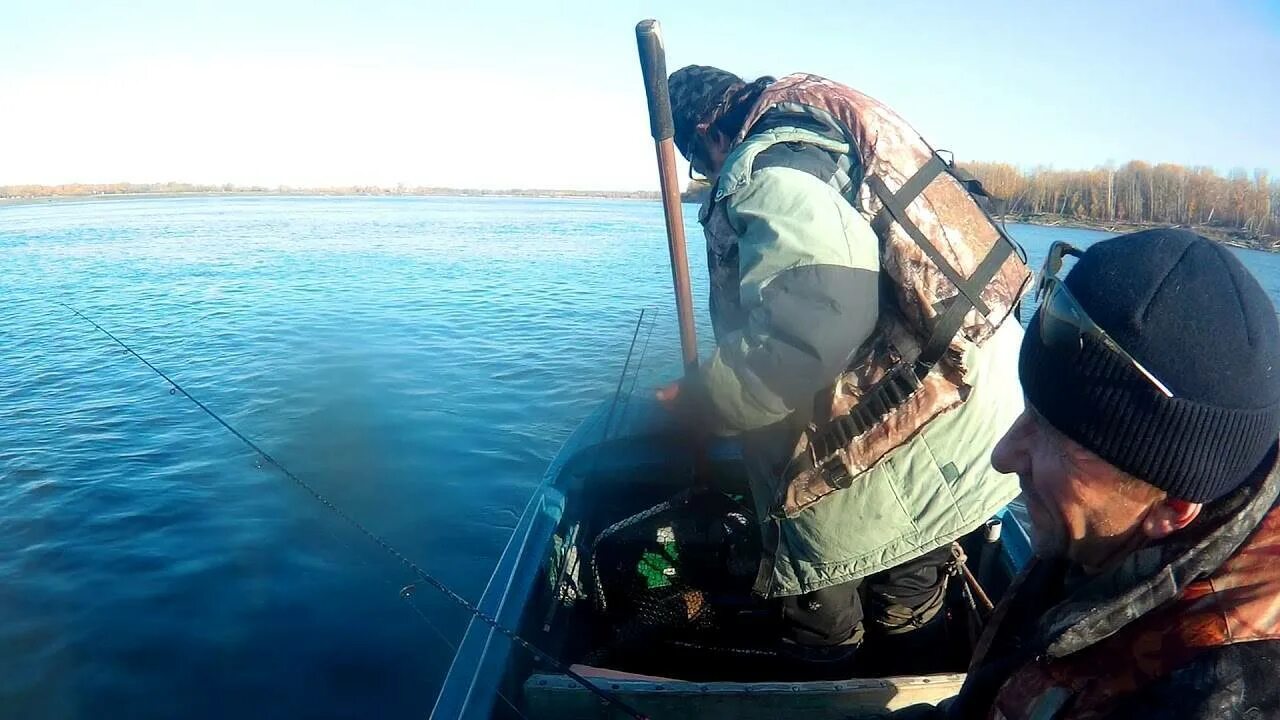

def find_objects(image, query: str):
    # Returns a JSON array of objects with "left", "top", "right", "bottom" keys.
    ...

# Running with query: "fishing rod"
[
  {"left": 635, "top": 19, "right": 698, "bottom": 374},
  {"left": 599, "top": 308, "right": 648, "bottom": 443},
  {"left": 636, "top": 18, "right": 713, "bottom": 491},
  {"left": 618, "top": 312, "right": 657, "bottom": 428},
  {"left": 541, "top": 308, "right": 651, "bottom": 634},
  {"left": 60, "top": 302, "right": 650, "bottom": 720}
]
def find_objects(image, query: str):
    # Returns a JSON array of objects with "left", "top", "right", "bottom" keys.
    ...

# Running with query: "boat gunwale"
[{"left": 522, "top": 670, "right": 970, "bottom": 718}]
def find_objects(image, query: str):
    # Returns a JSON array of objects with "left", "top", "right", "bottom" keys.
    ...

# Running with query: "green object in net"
[{"left": 637, "top": 530, "right": 680, "bottom": 590}]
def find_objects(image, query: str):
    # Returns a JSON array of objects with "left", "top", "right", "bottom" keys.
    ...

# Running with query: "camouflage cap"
[{"left": 668, "top": 65, "right": 744, "bottom": 161}]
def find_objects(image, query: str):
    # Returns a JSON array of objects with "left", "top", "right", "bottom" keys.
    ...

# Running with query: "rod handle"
[{"left": 635, "top": 19, "right": 673, "bottom": 142}]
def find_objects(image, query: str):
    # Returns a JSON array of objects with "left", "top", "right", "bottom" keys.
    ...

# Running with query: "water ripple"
[{"left": 4, "top": 196, "right": 1280, "bottom": 718}]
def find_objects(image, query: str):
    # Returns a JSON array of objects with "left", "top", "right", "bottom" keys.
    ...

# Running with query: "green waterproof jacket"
[{"left": 693, "top": 113, "right": 1024, "bottom": 597}]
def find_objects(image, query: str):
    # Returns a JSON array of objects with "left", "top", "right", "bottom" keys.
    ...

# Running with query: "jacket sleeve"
[
  {"left": 696, "top": 165, "right": 880, "bottom": 435},
  {"left": 1103, "top": 641, "right": 1280, "bottom": 720}
]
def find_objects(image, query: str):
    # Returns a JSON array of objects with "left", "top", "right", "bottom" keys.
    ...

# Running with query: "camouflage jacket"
[{"left": 946, "top": 448, "right": 1280, "bottom": 720}]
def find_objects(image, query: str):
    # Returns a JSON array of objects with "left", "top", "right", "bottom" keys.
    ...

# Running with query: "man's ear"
[{"left": 1143, "top": 498, "right": 1203, "bottom": 540}]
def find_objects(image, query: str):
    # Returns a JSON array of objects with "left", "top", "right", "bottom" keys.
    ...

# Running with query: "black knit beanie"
[{"left": 1021, "top": 228, "right": 1280, "bottom": 502}]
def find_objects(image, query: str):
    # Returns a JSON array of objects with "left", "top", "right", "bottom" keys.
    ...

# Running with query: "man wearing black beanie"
[{"left": 934, "top": 228, "right": 1280, "bottom": 719}]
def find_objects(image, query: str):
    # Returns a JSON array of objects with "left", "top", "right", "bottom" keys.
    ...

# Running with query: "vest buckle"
[{"left": 817, "top": 452, "right": 853, "bottom": 490}]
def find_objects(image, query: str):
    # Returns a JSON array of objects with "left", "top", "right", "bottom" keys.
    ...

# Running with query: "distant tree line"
[
  {"left": 0, "top": 182, "right": 659, "bottom": 201},
  {"left": 7, "top": 165, "right": 1278, "bottom": 245},
  {"left": 961, "top": 161, "right": 1277, "bottom": 240},
  {"left": 1, "top": 182, "right": 269, "bottom": 197}
]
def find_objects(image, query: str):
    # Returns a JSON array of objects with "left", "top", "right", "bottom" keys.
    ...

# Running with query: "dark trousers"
[{"left": 780, "top": 545, "right": 952, "bottom": 648}]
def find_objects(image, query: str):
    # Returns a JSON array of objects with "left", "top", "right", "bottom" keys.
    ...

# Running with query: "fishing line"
[
  {"left": 599, "top": 308, "right": 647, "bottom": 442},
  {"left": 397, "top": 588, "right": 534, "bottom": 720},
  {"left": 60, "top": 302, "right": 650, "bottom": 720},
  {"left": 618, "top": 311, "right": 657, "bottom": 428},
  {"left": 543, "top": 309, "right": 650, "bottom": 631},
  {"left": 312, "top": 527, "right": 533, "bottom": 720}
]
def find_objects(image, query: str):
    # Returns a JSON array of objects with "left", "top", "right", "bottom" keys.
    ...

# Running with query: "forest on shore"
[
  {"left": 5, "top": 161, "right": 1276, "bottom": 250},
  {"left": 684, "top": 160, "right": 1276, "bottom": 249},
  {"left": 0, "top": 182, "right": 659, "bottom": 202},
  {"left": 962, "top": 161, "right": 1277, "bottom": 247}
]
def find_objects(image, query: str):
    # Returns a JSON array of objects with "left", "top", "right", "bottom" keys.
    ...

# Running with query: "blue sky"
[{"left": 1, "top": 0, "right": 1277, "bottom": 188}]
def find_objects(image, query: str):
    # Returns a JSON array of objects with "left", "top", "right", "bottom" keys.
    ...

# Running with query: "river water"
[{"left": 3, "top": 197, "right": 1278, "bottom": 718}]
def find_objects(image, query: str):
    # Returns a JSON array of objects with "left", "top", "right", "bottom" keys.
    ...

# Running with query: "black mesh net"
[{"left": 586, "top": 489, "right": 768, "bottom": 668}]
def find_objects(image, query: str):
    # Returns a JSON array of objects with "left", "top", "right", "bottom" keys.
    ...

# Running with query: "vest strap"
[
  {"left": 811, "top": 154, "right": 1021, "bottom": 487},
  {"left": 868, "top": 160, "right": 991, "bottom": 316}
]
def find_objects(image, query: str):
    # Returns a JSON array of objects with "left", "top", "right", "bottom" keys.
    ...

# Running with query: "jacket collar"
[
  {"left": 713, "top": 127, "right": 849, "bottom": 203},
  {"left": 1037, "top": 445, "right": 1280, "bottom": 659}
]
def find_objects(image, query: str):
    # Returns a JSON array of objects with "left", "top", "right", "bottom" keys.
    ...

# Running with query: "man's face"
[
  {"left": 691, "top": 129, "right": 731, "bottom": 180},
  {"left": 991, "top": 408, "right": 1162, "bottom": 569}
]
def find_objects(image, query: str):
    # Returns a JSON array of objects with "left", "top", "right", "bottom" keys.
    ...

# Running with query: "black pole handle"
[{"left": 635, "top": 19, "right": 673, "bottom": 142}]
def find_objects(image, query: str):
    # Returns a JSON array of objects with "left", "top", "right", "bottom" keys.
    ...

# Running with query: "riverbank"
[
  {"left": 4, "top": 189, "right": 1274, "bottom": 253},
  {"left": 0, "top": 188, "right": 661, "bottom": 208},
  {"left": 999, "top": 213, "right": 1277, "bottom": 251}
]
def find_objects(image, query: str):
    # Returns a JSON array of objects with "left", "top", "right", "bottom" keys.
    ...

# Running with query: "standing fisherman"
[{"left": 658, "top": 67, "right": 1030, "bottom": 671}]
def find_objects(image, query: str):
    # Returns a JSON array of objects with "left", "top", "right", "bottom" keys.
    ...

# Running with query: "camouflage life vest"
[{"left": 732, "top": 75, "right": 1032, "bottom": 518}]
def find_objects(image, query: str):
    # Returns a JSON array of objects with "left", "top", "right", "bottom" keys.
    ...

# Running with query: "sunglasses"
[
  {"left": 687, "top": 138, "right": 711, "bottom": 182},
  {"left": 1035, "top": 241, "right": 1175, "bottom": 398}
]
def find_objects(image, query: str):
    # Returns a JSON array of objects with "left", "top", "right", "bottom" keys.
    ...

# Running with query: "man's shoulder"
[
  {"left": 751, "top": 142, "right": 839, "bottom": 184},
  {"left": 716, "top": 111, "right": 851, "bottom": 202}
]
